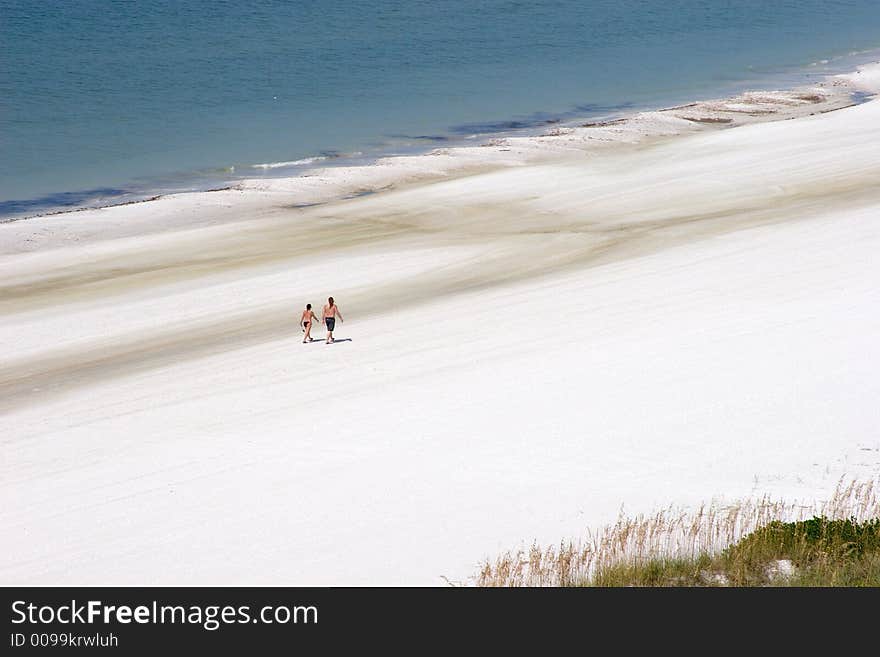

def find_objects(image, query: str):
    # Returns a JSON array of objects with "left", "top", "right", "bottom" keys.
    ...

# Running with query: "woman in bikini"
[{"left": 300, "top": 303, "right": 319, "bottom": 343}]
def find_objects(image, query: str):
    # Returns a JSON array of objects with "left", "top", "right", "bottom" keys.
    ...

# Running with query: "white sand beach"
[{"left": 2, "top": 64, "right": 879, "bottom": 585}]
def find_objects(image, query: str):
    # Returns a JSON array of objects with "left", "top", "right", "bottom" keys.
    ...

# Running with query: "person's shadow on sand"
[{"left": 308, "top": 337, "right": 352, "bottom": 344}]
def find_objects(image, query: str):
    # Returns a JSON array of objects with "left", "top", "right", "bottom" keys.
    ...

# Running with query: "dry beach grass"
[{"left": 476, "top": 478, "right": 880, "bottom": 586}]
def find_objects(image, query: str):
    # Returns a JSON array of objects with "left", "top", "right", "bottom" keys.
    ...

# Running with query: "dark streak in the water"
[
  {"left": 450, "top": 117, "right": 557, "bottom": 135},
  {"left": 0, "top": 187, "right": 130, "bottom": 220},
  {"left": 388, "top": 134, "right": 449, "bottom": 142},
  {"left": 0, "top": 187, "right": 231, "bottom": 223},
  {"left": 572, "top": 101, "right": 636, "bottom": 114},
  {"left": 449, "top": 101, "right": 636, "bottom": 135},
  {"left": 851, "top": 90, "right": 876, "bottom": 103}
]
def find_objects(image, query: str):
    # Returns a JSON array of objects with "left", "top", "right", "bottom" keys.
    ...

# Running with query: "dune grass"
[{"left": 476, "top": 478, "right": 880, "bottom": 586}]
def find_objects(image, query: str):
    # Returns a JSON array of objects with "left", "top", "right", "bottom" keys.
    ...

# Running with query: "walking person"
[
  {"left": 322, "top": 296, "right": 344, "bottom": 344},
  {"left": 300, "top": 303, "right": 319, "bottom": 343}
]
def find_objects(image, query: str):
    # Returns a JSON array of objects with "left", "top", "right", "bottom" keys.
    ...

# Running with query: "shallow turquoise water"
[{"left": 2, "top": 0, "right": 879, "bottom": 217}]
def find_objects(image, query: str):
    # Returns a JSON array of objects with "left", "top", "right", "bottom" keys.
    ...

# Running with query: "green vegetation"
[
  {"left": 475, "top": 479, "right": 880, "bottom": 586},
  {"left": 591, "top": 517, "right": 880, "bottom": 586},
  {"left": 719, "top": 516, "right": 880, "bottom": 586}
]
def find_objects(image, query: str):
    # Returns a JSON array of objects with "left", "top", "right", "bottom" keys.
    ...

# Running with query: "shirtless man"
[
  {"left": 321, "top": 296, "right": 344, "bottom": 344},
  {"left": 300, "top": 303, "right": 318, "bottom": 343}
]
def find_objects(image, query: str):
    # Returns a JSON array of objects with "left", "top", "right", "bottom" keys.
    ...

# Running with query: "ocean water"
[{"left": 2, "top": 0, "right": 879, "bottom": 219}]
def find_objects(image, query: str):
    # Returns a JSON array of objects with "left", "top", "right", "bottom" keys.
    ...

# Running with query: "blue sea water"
[{"left": 1, "top": 1, "right": 879, "bottom": 219}]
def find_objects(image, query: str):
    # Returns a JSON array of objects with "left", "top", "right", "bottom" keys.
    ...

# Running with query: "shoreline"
[
  {"left": 6, "top": 45, "right": 880, "bottom": 226},
  {"left": 2, "top": 57, "right": 878, "bottom": 247}
]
